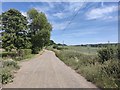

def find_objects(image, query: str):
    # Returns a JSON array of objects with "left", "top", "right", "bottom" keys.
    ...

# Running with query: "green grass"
[
  {"left": 60, "top": 46, "right": 100, "bottom": 55},
  {"left": 47, "top": 45, "right": 100, "bottom": 55},
  {"left": 0, "top": 59, "right": 20, "bottom": 84},
  {"left": 53, "top": 45, "right": 120, "bottom": 88},
  {"left": 0, "top": 49, "right": 38, "bottom": 84}
]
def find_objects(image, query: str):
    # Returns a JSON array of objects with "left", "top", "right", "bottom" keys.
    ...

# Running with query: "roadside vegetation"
[
  {"left": 0, "top": 8, "right": 52, "bottom": 84},
  {"left": 48, "top": 43, "right": 120, "bottom": 88}
]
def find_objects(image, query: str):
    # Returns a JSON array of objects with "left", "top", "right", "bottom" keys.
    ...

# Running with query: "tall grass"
[
  {"left": 54, "top": 46, "right": 120, "bottom": 88},
  {"left": 0, "top": 48, "right": 39, "bottom": 84},
  {"left": 0, "top": 59, "right": 20, "bottom": 84}
]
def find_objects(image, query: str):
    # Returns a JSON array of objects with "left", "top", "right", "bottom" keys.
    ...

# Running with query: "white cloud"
[
  {"left": 32, "top": 3, "right": 56, "bottom": 20},
  {"left": 33, "top": 2, "right": 56, "bottom": 13},
  {"left": 86, "top": 5, "right": 117, "bottom": 20},
  {"left": 34, "top": 6, "right": 49, "bottom": 13},
  {"left": 53, "top": 12, "right": 65, "bottom": 19},
  {"left": 30, "top": 2, "right": 86, "bottom": 20},
  {"left": 21, "top": 11, "right": 27, "bottom": 17},
  {"left": 52, "top": 21, "right": 69, "bottom": 30},
  {"left": 68, "top": 2, "right": 85, "bottom": 12},
  {"left": 52, "top": 2, "right": 86, "bottom": 19},
  {"left": 28, "top": 2, "right": 86, "bottom": 30}
]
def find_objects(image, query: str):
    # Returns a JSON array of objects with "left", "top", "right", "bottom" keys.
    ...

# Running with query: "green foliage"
[
  {"left": 1, "top": 51, "right": 17, "bottom": 58},
  {"left": 27, "top": 8, "right": 52, "bottom": 53},
  {"left": 1, "top": 49, "right": 32, "bottom": 60},
  {"left": 117, "top": 48, "right": 120, "bottom": 60},
  {"left": 98, "top": 47, "right": 117, "bottom": 63},
  {"left": 53, "top": 45, "right": 58, "bottom": 49},
  {"left": 27, "top": 8, "right": 39, "bottom": 20},
  {"left": 53, "top": 45, "right": 67, "bottom": 50},
  {"left": 1, "top": 68, "right": 14, "bottom": 84},
  {"left": 1, "top": 9, "right": 31, "bottom": 52},
  {"left": 32, "top": 47, "right": 40, "bottom": 54},
  {"left": 15, "top": 49, "right": 32, "bottom": 60},
  {"left": 18, "top": 49, "right": 32, "bottom": 57},
  {"left": 102, "top": 60, "right": 120, "bottom": 78},
  {"left": 31, "top": 29, "right": 50, "bottom": 48},
  {"left": 1, "top": 8, "right": 51, "bottom": 54},
  {"left": 49, "top": 40, "right": 56, "bottom": 45},
  {"left": 0, "top": 59, "right": 20, "bottom": 84},
  {"left": 3, "top": 59, "right": 20, "bottom": 69}
]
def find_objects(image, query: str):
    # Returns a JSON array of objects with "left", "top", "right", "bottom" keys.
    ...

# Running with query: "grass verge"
[{"left": 54, "top": 49, "right": 120, "bottom": 88}]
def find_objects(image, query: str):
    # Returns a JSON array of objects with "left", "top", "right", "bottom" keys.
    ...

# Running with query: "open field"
[{"left": 63, "top": 46, "right": 100, "bottom": 55}]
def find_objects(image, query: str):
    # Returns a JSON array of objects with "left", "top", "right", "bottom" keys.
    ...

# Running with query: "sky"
[{"left": 2, "top": 2, "right": 118, "bottom": 45}]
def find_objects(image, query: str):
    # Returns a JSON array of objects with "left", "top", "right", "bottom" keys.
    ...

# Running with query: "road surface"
[{"left": 3, "top": 50, "right": 98, "bottom": 88}]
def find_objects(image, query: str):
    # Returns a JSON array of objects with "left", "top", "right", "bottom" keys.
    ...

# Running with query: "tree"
[
  {"left": 27, "top": 8, "right": 52, "bottom": 53},
  {"left": 49, "top": 40, "right": 56, "bottom": 45},
  {"left": 1, "top": 9, "right": 31, "bottom": 52}
]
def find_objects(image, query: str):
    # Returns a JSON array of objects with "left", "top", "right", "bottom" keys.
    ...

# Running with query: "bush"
[
  {"left": 117, "top": 48, "right": 120, "bottom": 60},
  {"left": 0, "top": 67, "right": 14, "bottom": 84},
  {"left": 52, "top": 45, "right": 67, "bottom": 50},
  {"left": 18, "top": 49, "right": 32, "bottom": 57},
  {"left": 0, "top": 59, "right": 20, "bottom": 84},
  {"left": 3, "top": 59, "right": 20, "bottom": 69},
  {"left": 32, "top": 47, "right": 40, "bottom": 54},
  {"left": 53, "top": 45, "right": 58, "bottom": 49},
  {"left": 98, "top": 47, "right": 114, "bottom": 63},
  {"left": 1, "top": 52, "right": 17, "bottom": 58},
  {"left": 16, "top": 49, "right": 32, "bottom": 60},
  {"left": 102, "top": 60, "right": 120, "bottom": 78},
  {"left": 77, "top": 63, "right": 118, "bottom": 88}
]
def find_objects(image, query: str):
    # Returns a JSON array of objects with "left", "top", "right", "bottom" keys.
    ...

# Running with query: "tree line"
[
  {"left": 0, "top": 8, "right": 52, "bottom": 54},
  {"left": 75, "top": 43, "right": 118, "bottom": 48}
]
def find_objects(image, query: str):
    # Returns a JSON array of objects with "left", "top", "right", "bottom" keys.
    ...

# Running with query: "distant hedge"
[
  {"left": 1, "top": 52, "right": 17, "bottom": 58},
  {"left": 18, "top": 49, "right": 32, "bottom": 57},
  {"left": 1, "top": 49, "right": 32, "bottom": 60},
  {"left": 15, "top": 49, "right": 32, "bottom": 60}
]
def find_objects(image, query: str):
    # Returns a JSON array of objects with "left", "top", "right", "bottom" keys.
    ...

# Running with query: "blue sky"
[{"left": 2, "top": 2, "right": 118, "bottom": 45}]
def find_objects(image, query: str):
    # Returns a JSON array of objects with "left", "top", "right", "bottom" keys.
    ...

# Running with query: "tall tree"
[
  {"left": 1, "top": 9, "right": 31, "bottom": 52},
  {"left": 27, "top": 8, "right": 52, "bottom": 53}
]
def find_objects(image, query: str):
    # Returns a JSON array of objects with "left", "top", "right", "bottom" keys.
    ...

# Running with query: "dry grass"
[{"left": 54, "top": 46, "right": 120, "bottom": 88}]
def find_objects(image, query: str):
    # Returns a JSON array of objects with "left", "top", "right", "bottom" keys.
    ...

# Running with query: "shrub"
[
  {"left": 102, "top": 60, "right": 120, "bottom": 78},
  {"left": 98, "top": 47, "right": 114, "bottom": 63},
  {"left": 117, "top": 48, "right": 120, "bottom": 60},
  {"left": 0, "top": 68, "right": 14, "bottom": 84},
  {"left": 1, "top": 52, "right": 17, "bottom": 58},
  {"left": 3, "top": 59, "right": 20, "bottom": 69},
  {"left": 0, "top": 59, "right": 20, "bottom": 84},
  {"left": 32, "top": 47, "right": 40, "bottom": 54},
  {"left": 77, "top": 63, "right": 118, "bottom": 88},
  {"left": 18, "top": 49, "right": 32, "bottom": 57},
  {"left": 16, "top": 49, "right": 32, "bottom": 60},
  {"left": 53, "top": 45, "right": 58, "bottom": 49}
]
